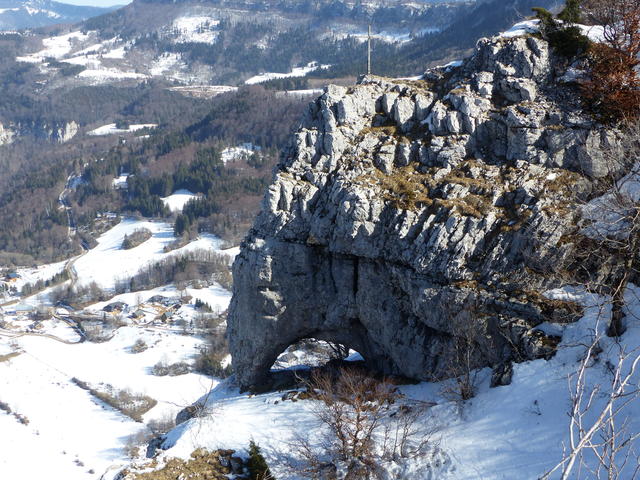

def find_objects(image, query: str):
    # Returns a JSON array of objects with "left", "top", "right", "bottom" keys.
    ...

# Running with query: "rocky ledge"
[{"left": 228, "top": 32, "right": 619, "bottom": 390}]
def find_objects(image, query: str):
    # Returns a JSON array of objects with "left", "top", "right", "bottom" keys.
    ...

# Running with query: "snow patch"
[
  {"left": 149, "top": 52, "right": 184, "bottom": 76},
  {"left": 500, "top": 19, "right": 541, "bottom": 38},
  {"left": 112, "top": 173, "right": 129, "bottom": 189},
  {"left": 103, "top": 46, "right": 127, "bottom": 59},
  {"left": 161, "top": 189, "right": 200, "bottom": 213},
  {"left": 170, "top": 16, "right": 220, "bottom": 44},
  {"left": 221, "top": 143, "right": 260, "bottom": 164},
  {"left": 581, "top": 164, "right": 640, "bottom": 240},
  {"left": 16, "top": 31, "right": 89, "bottom": 63},
  {"left": 88, "top": 123, "right": 157, "bottom": 136},
  {"left": 244, "top": 61, "right": 330, "bottom": 85},
  {"left": 78, "top": 67, "right": 149, "bottom": 83}
]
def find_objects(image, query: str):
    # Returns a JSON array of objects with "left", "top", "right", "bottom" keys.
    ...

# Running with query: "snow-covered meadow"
[
  {"left": 244, "top": 61, "right": 330, "bottom": 85},
  {"left": 88, "top": 123, "right": 157, "bottom": 136},
  {"left": 0, "top": 216, "right": 236, "bottom": 479},
  {"left": 161, "top": 189, "right": 200, "bottom": 213},
  {"left": 0, "top": 325, "right": 219, "bottom": 480}
]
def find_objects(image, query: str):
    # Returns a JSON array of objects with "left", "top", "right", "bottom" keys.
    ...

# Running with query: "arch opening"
[
  {"left": 272, "top": 338, "right": 364, "bottom": 373},
  {"left": 256, "top": 337, "right": 367, "bottom": 392}
]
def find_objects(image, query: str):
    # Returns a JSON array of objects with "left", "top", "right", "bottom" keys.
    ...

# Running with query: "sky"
[{"left": 58, "top": 0, "right": 132, "bottom": 7}]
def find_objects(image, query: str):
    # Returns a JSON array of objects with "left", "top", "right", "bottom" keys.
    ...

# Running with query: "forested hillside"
[{"left": 0, "top": 85, "right": 308, "bottom": 264}]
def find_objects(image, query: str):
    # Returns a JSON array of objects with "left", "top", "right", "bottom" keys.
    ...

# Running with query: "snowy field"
[
  {"left": 245, "top": 61, "right": 330, "bottom": 85},
  {"left": 161, "top": 189, "right": 199, "bottom": 212},
  {"left": 1, "top": 217, "right": 235, "bottom": 308},
  {"left": 7, "top": 261, "right": 67, "bottom": 294},
  {"left": 0, "top": 324, "right": 218, "bottom": 480},
  {"left": 0, "top": 216, "right": 236, "bottom": 479},
  {"left": 88, "top": 123, "right": 157, "bottom": 136},
  {"left": 16, "top": 31, "right": 89, "bottom": 62},
  {"left": 72, "top": 218, "right": 229, "bottom": 291},
  {"left": 170, "top": 16, "right": 220, "bottom": 44}
]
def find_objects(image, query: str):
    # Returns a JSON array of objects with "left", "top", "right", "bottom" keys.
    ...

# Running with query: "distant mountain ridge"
[{"left": 0, "top": 0, "right": 115, "bottom": 30}]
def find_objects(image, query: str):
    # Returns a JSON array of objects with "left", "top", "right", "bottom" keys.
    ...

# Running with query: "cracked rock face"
[{"left": 228, "top": 33, "right": 618, "bottom": 390}]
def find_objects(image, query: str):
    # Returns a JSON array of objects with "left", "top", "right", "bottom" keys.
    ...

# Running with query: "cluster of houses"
[
  {"left": 101, "top": 294, "right": 193, "bottom": 325},
  {"left": 0, "top": 272, "right": 20, "bottom": 297}
]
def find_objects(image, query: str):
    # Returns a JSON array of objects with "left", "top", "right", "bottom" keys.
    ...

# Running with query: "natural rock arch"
[{"left": 228, "top": 32, "right": 615, "bottom": 391}]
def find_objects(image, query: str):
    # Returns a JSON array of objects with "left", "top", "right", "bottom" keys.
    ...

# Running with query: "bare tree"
[
  {"left": 582, "top": 0, "right": 640, "bottom": 58},
  {"left": 292, "top": 367, "right": 439, "bottom": 480},
  {"left": 541, "top": 324, "right": 640, "bottom": 480},
  {"left": 437, "top": 298, "right": 497, "bottom": 404}
]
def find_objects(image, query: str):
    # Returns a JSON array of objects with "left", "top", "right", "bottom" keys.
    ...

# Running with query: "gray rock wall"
[{"left": 228, "top": 33, "right": 616, "bottom": 390}]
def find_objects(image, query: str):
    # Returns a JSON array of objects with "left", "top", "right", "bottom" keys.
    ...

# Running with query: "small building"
[
  {"left": 148, "top": 295, "right": 167, "bottom": 304},
  {"left": 4, "top": 272, "right": 21, "bottom": 283},
  {"left": 130, "top": 309, "right": 146, "bottom": 320},
  {"left": 103, "top": 301, "right": 127, "bottom": 313}
]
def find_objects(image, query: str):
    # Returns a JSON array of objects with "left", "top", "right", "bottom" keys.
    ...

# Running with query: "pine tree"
[
  {"left": 558, "top": 0, "right": 583, "bottom": 24},
  {"left": 247, "top": 441, "right": 275, "bottom": 480}
]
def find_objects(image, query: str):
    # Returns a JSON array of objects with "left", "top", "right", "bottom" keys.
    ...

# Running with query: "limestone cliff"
[
  {"left": 228, "top": 32, "right": 618, "bottom": 390},
  {"left": 0, "top": 120, "right": 79, "bottom": 145}
]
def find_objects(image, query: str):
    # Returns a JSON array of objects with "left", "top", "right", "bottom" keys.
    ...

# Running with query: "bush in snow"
[
  {"left": 130, "top": 339, "right": 148, "bottom": 353},
  {"left": 151, "top": 360, "right": 190, "bottom": 376},
  {"left": 121, "top": 228, "right": 152, "bottom": 250},
  {"left": 193, "top": 328, "right": 232, "bottom": 378},
  {"left": 533, "top": 4, "right": 590, "bottom": 59},
  {"left": 293, "top": 366, "right": 439, "bottom": 479}
]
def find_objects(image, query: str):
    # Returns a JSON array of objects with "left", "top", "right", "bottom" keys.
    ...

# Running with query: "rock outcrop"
[
  {"left": 228, "top": 32, "right": 618, "bottom": 390},
  {"left": 0, "top": 120, "right": 78, "bottom": 145}
]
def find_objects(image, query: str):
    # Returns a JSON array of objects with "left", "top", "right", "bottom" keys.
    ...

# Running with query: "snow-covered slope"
[
  {"left": 122, "top": 286, "right": 640, "bottom": 480},
  {"left": 0, "top": 0, "right": 113, "bottom": 31},
  {"left": 0, "top": 324, "right": 220, "bottom": 479},
  {"left": 0, "top": 216, "right": 236, "bottom": 479},
  {"left": 72, "top": 218, "right": 226, "bottom": 291}
]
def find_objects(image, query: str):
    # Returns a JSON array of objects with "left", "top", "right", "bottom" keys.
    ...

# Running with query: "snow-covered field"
[
  {"left": 72, "top": 218, "right": 228, "bottom": 291},
  {"left": 0, "top": 324, "right": 218, "bottom": 479},
  {"left": 161, "top": 189, "right": 199, "bottom": 212},
  {"left": 0, "top": 216, "right": 236, "bottom": 479},
  {"left": 79, "top": 67, "right": 149, "bottom": 84},
  {"left": 245, "top": 61, "right": 330, "bottom": 85},
  {"left": 8, "top": 261, "right": 67, "bottom": 293},
  {"left": 170, "top": 16, "right": 220, "bottom": 44},
  {"left": 168, "top": 85, "right": 238, "bottom": 99},
  {"left": 149, "top": 52, "right": 184, "bottom": 76},
  {"left": 16, "top": 31, "right": 89, "bottom": 63},
  {"left": 88, "top": 123, "right": 157, "bottom": 136}
]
